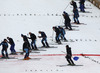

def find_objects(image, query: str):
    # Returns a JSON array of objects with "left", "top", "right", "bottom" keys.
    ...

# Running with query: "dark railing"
[{"left": 88, "top": 0, "right": 100, "bottom": 9}]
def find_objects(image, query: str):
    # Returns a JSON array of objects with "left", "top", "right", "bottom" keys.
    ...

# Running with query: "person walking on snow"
[
  {"left": 28, "top": 32, "right": 38, "bottom": 50},
  {"left": 63, "top": 11, "right": 72, "bottom": 30},
  {"left": 52, "top": 27, "right": 61, "bottom": 44},
  {"left": 7, "top": 37, "right": 16, "bottom": 55},
  {"left": 65, "top": 45, "right": 75, "bottom": 66},
  {"left": 70, "top": 0, "right": 80, "bottom": 24},
  {"left": 0, "top": 39, "right": 9, "bottom": 58},
  {"left": 73, "top": 8, "right": 80, "bottom": 24},
  {"left": 23, "top": 39, "right": 31, "bottom": 60},
  {"left": 21, "top": 34, "right": 31, "bottom": 50},
  {"left": 38, "top": 31, "right": 49, "bottom": 47},
  {"left": 58, "top": 26, "right": 67, "bottom": 41}
]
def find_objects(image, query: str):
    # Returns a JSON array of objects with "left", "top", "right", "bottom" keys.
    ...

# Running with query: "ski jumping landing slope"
[{"left": 0, "top": 0, "right": 100, "bottom": 73}]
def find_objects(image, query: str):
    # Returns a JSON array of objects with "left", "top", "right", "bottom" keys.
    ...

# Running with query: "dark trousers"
[
  {"left": 80, "top": 4, "right": 85, "bottom": 12},
  {"left": 55, "top": 34, "right": 61, "bottom": 43},
  {"left": 66, "top": 55, "right": 74, "bottom": 65},
  {"left": 2, "top": 48, "right": 8, "bottom": 58},
  {"left": 31, "top": 40, "right": 37, "bottom": 49},
  {"left": 73, "top": 16, "right": 79, "bottom": 24},
  {"left": 41, "top": 38, "right": 49, "bottom": 47},
  {"left": 10, "top": 44, "right": 16, "bottom": 53},
  {"left": 65, "top": 22, "right": 72, "bottom": 30},
  {"left": 61, "top": 34, "right": 67, "bottom": 41}
]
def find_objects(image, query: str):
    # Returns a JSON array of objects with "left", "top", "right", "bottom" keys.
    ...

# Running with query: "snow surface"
[{"left": 0, "top": 0, "right": 100, "bottom": 73}]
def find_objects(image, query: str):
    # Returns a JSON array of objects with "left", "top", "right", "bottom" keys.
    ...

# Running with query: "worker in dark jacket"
[
  {"left": 23, "top": 40, "right": 31, "bottom": 60},
  {"left": 65, "top": 45, "right": 75, "bottom": 65},
  {"left": 0, "top": 39, "right": 9, "bottom": 58},
  {"left": 63, "top": 11, "right": 72, "bottom": 30},
  {"left": 58, "top": 26, "right": 67, "bottom": 41},
  {"left": 70, "top": 0, "right": 77, "bottom": 10},
  {"left": 21, "top": 34, "right": 29, "bottom": 42},
  {"left": 7, "top": 37, "right": 16, "bottom": 54},
  {"left": 38, "top": 31, "right": 49, "bottom": 47},
  {"left": 73, "top": 8, "right": 80, "bottom": 24},
  {"left": 21, "top": 34, "right": 31, "bottom": 50},
  {"left": 29, "top": 32, "right": 38, "bottom": 50},
  {"left": 53, "top": 27, "right": 61, "bottom": 44}
]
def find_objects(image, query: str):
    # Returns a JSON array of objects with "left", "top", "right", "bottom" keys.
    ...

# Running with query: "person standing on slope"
[
  {"left": 28, "top": 32, "right": 38, "bottom": 50},
  {"left": 70, "top": 0, "right": 80, "bottom": 24},
  {"left": 73, "top": 8, "right": 80, "bottom": 24},
  {"left": 0, "top": 39, "right": 9, "bottom": 58},
  {"left": 65, "top": 45, "right": 75, "bottom": 66},
  {"left": 7, "top": 37, "right": 16, "bottom": 55},
  {"left": 58, "top": 26, "right": 67, "bottom": 41},
  {"left": 52, "top": 27, "right": 61, "bottom": 44},
  {"left": 62, "top": 11, "right": 72, "bottom": 30},
  {"left": 23, "top": 39, "right": 31, "bottom": 60},
  {"left": 38, "top": 31, "right": 49, "bottom": 47},
  {"left": 21, "top": 34, "right": 31, "bottom": 50}
]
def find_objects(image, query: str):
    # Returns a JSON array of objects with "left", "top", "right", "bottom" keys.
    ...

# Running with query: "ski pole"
[
  {"left": 64, "top": 2, "right": 70, "bottom": 10},
  {"left": 59, "top": 2, "right": 70, "bottom": 25},
  {"left": 59, "top": 1, "right": 71, "bottom": 27},
  {"left": 51, "top": 30, "right": 54, "bottom": 41}
]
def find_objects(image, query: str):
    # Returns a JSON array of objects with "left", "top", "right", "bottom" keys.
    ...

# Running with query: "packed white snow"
[{"left": 0, "top": 0, "right": 100, "bottom": 73}]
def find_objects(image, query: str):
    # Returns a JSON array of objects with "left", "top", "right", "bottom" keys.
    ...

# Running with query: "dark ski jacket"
[
  {"left": 63, "top": 13, "right": 71, "bottom": 23},
  {"left": 0, "top": 41, "right": 8, "bottom": 49},
  {"left": 22, "top": 35, "right": 29, "bottom": 42},
  {"left": 23, "top": 41, "right": 30, "bottom": 52},
  {"left": 29, "top": 33, "right": 36, "bottom": 41},
  {"left": 66, "top": 47, "right": 72, "bottom": 57},
  {"left": 8, "top": 38, "right": 15, "bottom": 45},
  {"left": 22, "top": 35, "right": 31, "bottom": 49},
  {"left": 54, "top": 27, "right": 61, "bottom": 36},
  {"left": 40, "top": 32, "right": 47, "bottom": 38},
  {"left": 71, "top": 1, "right": 77, "bottom": 10}
]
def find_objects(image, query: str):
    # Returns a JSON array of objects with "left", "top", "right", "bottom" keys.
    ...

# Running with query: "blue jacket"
[
  {"left": 0, "top": 41, "right": 8, "bottom": 49},
  {"left": 59, "top": 27, "right": 66, "bottom": 35}
]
